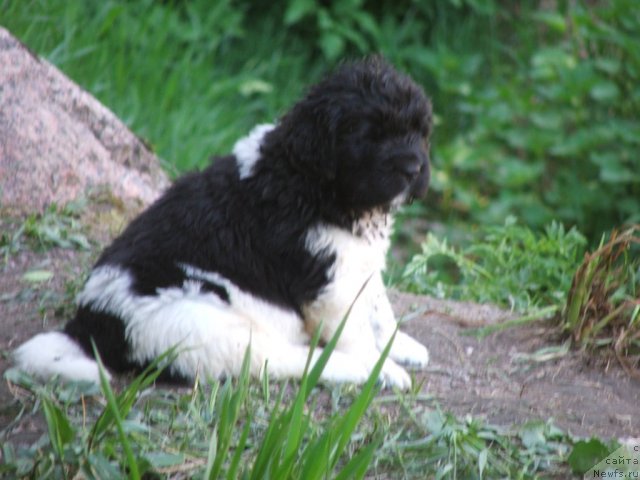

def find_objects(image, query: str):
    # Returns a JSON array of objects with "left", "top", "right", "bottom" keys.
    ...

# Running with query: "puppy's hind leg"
[{"left": 126, "top": 295, "right": 372, "bottom": 385}]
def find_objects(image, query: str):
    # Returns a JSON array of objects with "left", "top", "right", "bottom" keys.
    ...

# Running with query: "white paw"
[
  {"left": 389, "top": 332, "right": 429, "bottom": 369},
  {"left": 320, "top": 352, "right": 370, "bottom": 385},
  {"left": 379, "top": 360, "right": 412, "bottom": 391}
]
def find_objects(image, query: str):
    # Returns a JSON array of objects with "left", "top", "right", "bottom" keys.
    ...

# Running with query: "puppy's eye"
[{"left": 397, "top": 163, "right": 420, "bottom": 180}]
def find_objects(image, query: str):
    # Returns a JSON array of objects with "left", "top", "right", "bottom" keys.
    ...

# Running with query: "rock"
[{"left": 0, "top": 28, "right": 169, "bottom": 214}]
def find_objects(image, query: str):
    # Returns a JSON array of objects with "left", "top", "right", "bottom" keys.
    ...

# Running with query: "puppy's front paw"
[
  {"left": 390, "top": 332, "right": 429, "bottom": 369},
  {"left": 379, "top": 360, "right": 412, "bottom": 391}
]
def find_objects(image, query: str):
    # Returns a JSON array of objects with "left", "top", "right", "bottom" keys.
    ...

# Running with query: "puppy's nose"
[{"left": 409, "top": 161, "right": 430, "bottom": 200}]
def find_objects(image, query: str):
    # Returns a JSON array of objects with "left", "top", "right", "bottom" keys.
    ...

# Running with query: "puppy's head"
[{"left": 267, "top": 57, "right": 432, "bottom": 214}]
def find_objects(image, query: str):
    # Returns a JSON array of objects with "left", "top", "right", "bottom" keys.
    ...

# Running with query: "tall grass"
[
  {"left": 1, "top": 0, "right": 321, "bottom": 172},
  {"left": 561, "top": 225, "right": 640, "bottom": 377},
  {"left": 2, "top": 353, "right": 572, "bottom": 479}
]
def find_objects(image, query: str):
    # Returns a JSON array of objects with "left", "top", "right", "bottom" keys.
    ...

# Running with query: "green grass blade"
[
  {"left": 250, "top": 278, "right": 374, "bottom": 479},
  {"left": 465, "top": 305, "right": 558, "bottom": 338},
  {"left": 226, "top": 415, "right": 251, "bottom": 480},
  {"left": 92, "top": 343, "right": 141, "bottom": 480},
  {"left": 298, "top": 430, "right": 333, "bottom": 480},
  {"left": 333, "top": 434, "right": 381, "bottom": 480},
  {"left": 297, "top": 311, "right": 393, "bottom": 479},
  {"left": 329, "top": 335, "right": 389, "bottom": 469},
  {"left": 304, "top": 277, "right": 372, "bottom": 397},
  {"left": 89, "top": 345, "right": 179, "bottom": 449},
  {"left": 40, "top": 395, "right": 75, "bottom": 475},
  {"left": 280, "top": 367, "right": 314, "bottom": 461},
  {"left": 203, "top": 427, "right": 218, "bottom": 480},
  {"left": 207, "top": 344, "right": 252, "bottom": 479},
  {"left": 249, "top": 382, "right": 288, "bottom": 478}
]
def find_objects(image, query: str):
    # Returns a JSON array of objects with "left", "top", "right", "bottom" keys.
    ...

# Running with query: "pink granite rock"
[{"left": 0, "top": 28, "right": 169, "bottom": 214}]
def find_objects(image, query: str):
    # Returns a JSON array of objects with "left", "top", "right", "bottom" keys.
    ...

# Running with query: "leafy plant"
[
  {"left": 420, "top": 1, "right": 640, "bottom": 240},
  {"left": 567, "top": 438, "right": 619, "bottom": 476},
  {"left": 370, "top": 408, "right": 570, "bottom": 479},
  {"left": 22, "top": 203, "right": 90, "bottom": 252},
  {"left": 4, "top": 1, "right": 638, "bottom": 239},
  {"left": 402, "top": 217, "right": 587, "bottom": 312},
  {"left": 0, "top": 203, "right": 90, "bottom": 265},
  {"left": 1, "top": 290, "right": 576, "bottom": 479},
  {"left": 283, "top": 0, "right": 380, "bottom": 60}
]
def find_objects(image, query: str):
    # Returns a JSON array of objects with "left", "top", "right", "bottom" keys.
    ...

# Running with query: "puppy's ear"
[{"left": 271, "top": 95, "right": 339, "bottom": 183}]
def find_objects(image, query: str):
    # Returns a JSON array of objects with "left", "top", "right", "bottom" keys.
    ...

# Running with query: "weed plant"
[
  {"left": 562, "top": 225, "right": 640, "bottom": 377},
  {"left": 402, "top": 217, "right": 587, "bottom": 313},
  {"left": 0, "top": 203, "right": 90, "bottom": 263}
]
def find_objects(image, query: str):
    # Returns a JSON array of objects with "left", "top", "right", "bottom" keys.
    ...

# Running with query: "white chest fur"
[{"left": 303, "top": 210, "right": 393, "bottom": 335}]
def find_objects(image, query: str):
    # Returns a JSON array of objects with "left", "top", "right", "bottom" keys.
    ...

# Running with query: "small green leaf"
[
  {"left": 590, "top": 81, "right": 620, "bottom": 102},
  {"left": 319, "top": 32, "right": 344, "bottom": 60},
  {"left": 22, "top": 270, "right": 53, "bottom": 283},
  {"left": 533, "top": 11, "right": 567, "bottom": 32},
  {"left": 568, "top": 438, "right": 614, "bottom": 474},
  {"left": 519, "top": 420, "right": 546, "bottom": 449},
  {"left": 87, "top": 452, "right": 122, "bottom": 479},
  {"left": 478, "top": 448, "right": 488, "bottom": 477},
  {"left": 595, "top": 58, "right": 621, "bottom": 75},
  {"left": 41, "top": 396, "right": 75, "bottom": 457},
  {"left": 284, "top": 0, "right": 315, "bottom": 25},
  {"left": 239, "top": 79, "right": 273, "bottom": 97}
]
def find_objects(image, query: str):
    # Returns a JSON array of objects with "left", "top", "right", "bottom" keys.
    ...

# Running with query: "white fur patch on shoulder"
[
  {"left": 233, "top": 123, "right": 275, "bottom": 179},
  {"left": 13, "top": 332, "right": 105, "bottom": 383}
]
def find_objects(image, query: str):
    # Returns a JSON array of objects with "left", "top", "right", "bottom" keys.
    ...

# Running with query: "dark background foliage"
[{"left": 3, "top": 0, "right": 639, "bottom": 242}]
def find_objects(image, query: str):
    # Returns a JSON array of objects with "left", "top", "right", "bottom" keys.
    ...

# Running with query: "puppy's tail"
[{"left": 13, "top": 332, "right": 106, "bottom": 383}]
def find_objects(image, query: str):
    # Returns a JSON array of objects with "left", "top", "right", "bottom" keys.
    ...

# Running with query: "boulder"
[{"left": 0, "top": 28, "right": 169, "bottom": 214}]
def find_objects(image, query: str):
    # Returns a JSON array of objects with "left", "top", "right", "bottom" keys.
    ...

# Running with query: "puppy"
[{"left": 14, "top": 57, "right": 432, "bottom": 389}]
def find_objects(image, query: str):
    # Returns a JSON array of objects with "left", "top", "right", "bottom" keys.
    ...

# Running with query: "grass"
[
  {"left": 1, "top": 366, "right": 576, "bottom": 479},
  {"left": 1, "top": 0, "right": 321, "bottom": 173},
  {"left": 402, "top": 217, "right": 640, "bottom": 379},
  {"left": 0, "top": 202, "right": 91, "bottom": 265},
  {"left": 561, "top": 225, "right": 640, "bottom": 378},
  {"left": 0, "top": 209, "right": 601, "bottom": 478},
  {"left": 3, "top": 0, "right": 639, "bottom": 242},
  {"left": 401, "top": 217, "right": 587, "bottom": 313}
]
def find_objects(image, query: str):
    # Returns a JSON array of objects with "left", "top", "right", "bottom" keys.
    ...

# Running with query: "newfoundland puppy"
[{"left": 15, "top": 57, "right": 432, "bottom": 390}]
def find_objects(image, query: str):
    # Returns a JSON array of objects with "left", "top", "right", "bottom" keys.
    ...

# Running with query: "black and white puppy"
[{"left": 14, "top": 58, "right": 432, "bottom": 389}]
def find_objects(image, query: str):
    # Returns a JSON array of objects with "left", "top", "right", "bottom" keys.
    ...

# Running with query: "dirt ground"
[
  {"left": 393, "top": 292, "right": 639, "bottom": 439},
  {"left": 0, "top": 213, "right": 638, "bottom": 448}
]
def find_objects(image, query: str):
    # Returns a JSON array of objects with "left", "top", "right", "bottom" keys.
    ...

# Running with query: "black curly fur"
[{"left": 63, "top": 57, "right": 432, "bottom": 376}]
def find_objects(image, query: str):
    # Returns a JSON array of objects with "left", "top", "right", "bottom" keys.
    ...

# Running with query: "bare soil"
[
  {"left": 1, "top": 211, "right": 638, "bottom": 448},
  {"left": 393, "top": 292, "right": 639, "bottom": 439}
]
